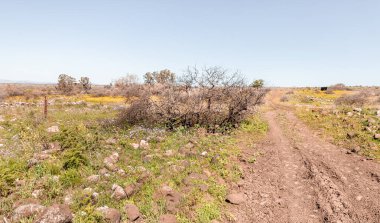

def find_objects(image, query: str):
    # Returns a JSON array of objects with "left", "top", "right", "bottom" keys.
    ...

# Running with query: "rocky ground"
[{"left": 0, "top": 98, "right": 268, "bottom": 223}]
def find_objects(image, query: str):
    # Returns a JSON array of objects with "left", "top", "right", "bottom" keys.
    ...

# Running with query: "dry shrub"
[
  {"left": 328, "top": 83, "right": 351, "bottom": 91},
  {"left": 285, "top": 90, "right": 294, "bottom": 95},
  {"left": 118, "top": 66, "right": 268, "bottom": 132},
  {"left": 5, "top": 84, "right": 24, "bottom": 97},
  {"left": 325, "top": 89, "right": 334, "bottom": 94},
  {"left": 335, "top": 92, "right": 368, "bottom": 106},
  {"left": 280, "top": 95, "right": 289, "bottom": 102}
]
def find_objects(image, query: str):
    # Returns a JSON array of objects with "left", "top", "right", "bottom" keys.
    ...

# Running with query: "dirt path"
[{"left": 227, "top": 91, "right": 380, "bottom": 223}]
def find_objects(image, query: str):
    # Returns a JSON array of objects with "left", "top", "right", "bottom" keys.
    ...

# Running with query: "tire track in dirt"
[{"left": 227, "top": 95, "right": 380, "bottom": 222}]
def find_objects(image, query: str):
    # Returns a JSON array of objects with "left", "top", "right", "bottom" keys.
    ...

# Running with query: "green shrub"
[
  {"left": 62, "top": 149, "right": 88, "bottom": 170},
  {"left": 61, "top": 168, "right": 82, "bottom": 187},
  {"left": 196, "top": 202, "right": 220, "bottom": 223},
  {"left": 0, "top": 159, "right": 27, "bottom": 196}
]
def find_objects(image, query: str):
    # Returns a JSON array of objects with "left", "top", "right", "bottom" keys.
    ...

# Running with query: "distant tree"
[
  {"left": 114, "top": 74, "right": 139, "bottom": 89},
  {"left": 57, "top": 74, "right": 76, "bottom": 94},
  {"left": 251, "top": 79, "right": 264, "bottom": 88},
  {"left": 144, "top": 69, "right": 175, "bottom": 85},
  {"left": 156, "top": 69, "right": 175, "bottom": 84},
  {"left": 143, "top": 72, "right": 155, "bottom": 85},
  {"left": 79, "top": 77, "right": 91, "bottom": 93}
]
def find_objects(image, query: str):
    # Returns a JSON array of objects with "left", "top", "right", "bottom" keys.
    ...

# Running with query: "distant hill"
[{"left": 0, "top": 79, "right": 53, "bottom": 84}]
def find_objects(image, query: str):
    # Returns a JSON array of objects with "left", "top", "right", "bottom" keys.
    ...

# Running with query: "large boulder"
[
  {"left": 159, "top": 214, "right": 178, "bottom": 223},
  {"left": 139, "top": 140, "right": 149, "bottom": 149},
  {"left": 96, "top": 206, "right": 121, "bottom": 223},
  {"left": 124, "top": 204, "right": 140, "bottom": 221},
  {"left": 34, "top": 204, "right": 72, "bottom": 223},
  {"left": 111, "top": 184, "right": 126, "bottom": 200},
  {"left": 158, "top": 186, "right": 182, "bottom": 213},
  {"left": 11, "top": 200, "right": 45, "bottom": 222},
  {"left": 226, "top": 193, "right": 245, "bottom": 205},
  {"left": 87, "top": 175, "right": 100, "bottom": 183},
  {"left": 46, "top": 126, "right": 59, "bottom": 133}
]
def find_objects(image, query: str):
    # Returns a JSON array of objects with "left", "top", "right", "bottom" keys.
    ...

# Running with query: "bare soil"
[{"left": 228, "top": 91, "right": 380, "bottom": 223}]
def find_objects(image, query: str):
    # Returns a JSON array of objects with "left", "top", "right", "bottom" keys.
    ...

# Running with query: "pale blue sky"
[{"left": 0, "top": 0, "right": 379, "bottom": 86}]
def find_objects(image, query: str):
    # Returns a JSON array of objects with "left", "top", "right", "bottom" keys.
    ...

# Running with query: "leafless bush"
[
  {"left": 118, "top": 66, "right": 268, "bottom": 132},
  {"left": 280, "top": 95, "right": 289, "bottom": 102},
  {"left": 335, "top": 92, "right": 368, "bottom": 106},
  {"left": 329, "top": 83, "right": 351, "bottom": 91},
  {"left": 5, "top": 84, "right": 24, "bottom": 97},
  {"left": 325, "top": 89, "right": 335, "bottom": 94},
  {"left": 286, "top": 90, "right": 294, "bottom": 95}
]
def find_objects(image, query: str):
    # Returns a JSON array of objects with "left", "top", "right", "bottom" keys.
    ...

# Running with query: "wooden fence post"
[{"left": 44, "top": 95, "right": 48, "bottom": 119}]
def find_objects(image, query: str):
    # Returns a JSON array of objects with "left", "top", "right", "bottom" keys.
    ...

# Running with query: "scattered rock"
[
  {"left": 104, "top": 152, "right": 120, "bottom": 171},
  {"left": 179, "top": 143, "right": 196, "bottom": 157},
  {"left": 27, "top": 158, "right": 39, "bottom": 168},
  {"left": 201, "top": 151, "right": 208, "bottom": 156},
  {"left": 137, "top": 171, "right": 151, "bottom": 184},
  {"left": 131, "top": 143, "right": 140, "bottom": 149},
  {"left": 377, "top": 110, "right": 380, "bottom": 117},
  {"left": 346, "top": 132, "right": 357, "bottom": 139},
  {"left": 356, "top": 195, "right": 363, "bottom": 201},
  {"left": 124, "top": 204, "right": 140, "bottom": 221},
  {"left": 12, "top": 202, "right": 45, "bottom": 222},
  {"left": 210, "top": 155, "right": 220, "bottom": 164},
  {"left": 226, "top": 193, "right": 245, "bottom": 205},
  {"left": 347, "top": 112, "right": 353, "bottom": 117},
  {"left": 15, "top": 179, "right": 26, "bottom": 187},
  {"left": 34, "top": 204, "right": 73, "bottom": 223},
  {"left": 106, "top": 138, "right": 118, "bottom": 145},
  {"left": 96, "top": 206, "right": 121, "bottom": 223},
  {"left": 183, "top": 173, "right": 208, "bottom": 186},
  {"left": 156, "top": 185, "right": 182, "bottom": 214},
  {"left": 164, "top": 150, "right": 174, "bottom": 157},
  {"left": 111, "top": 184, "right": 126, "bottom": 200},
  {"left": 159, "top": 214, "right": 178, "bottom": 223},
  {"left": 374, "top": 134, "right": 380, "bottom": 140},
  {"left": 203, "top": 169, "right": 212, "bottom": 177},
  {"left": 139, "top": 140, "right": 149, "bottom": 149},
  {"left": 351, "top": 147, "right": 361, "bottom": 153},
  {"left": 99, "top": 168, "right": 109, "bottom": 175},
  {"left": 83, "top": 187, "right": 93, "bottom": 194},
  {"left": 63, "top": 194, "right": 73, "bottom": 205},
  {"left": 237, "top": 180, "right": 245, "bottom": 187},
  {"left": 87, "top": 175, "right": 100, "bottom": 183},
  {"left": 34, "top": 153, "right": 51, "bottom": 161},
  {"left": 42, "top": 142, "right": 61, "bottom": 151},
  {"left": 46, "top": 126, "right": 60, "bottom": 133},
  {"left": 124, "top": 184, "right": 138, "bottom": 197},
  {"left": 104, "top": 162, "right": 117, "bottom": 171},
  {"left": 117, "top": 169, "right": 126, "bottom": 176},
  {"left": 143, "top": 154, "right": 154, "bottom": 163},
  {"left": 353, "top": 108, "right": 362, "bottom": 113},
  {"left": 109, "top": 152, "right": 120, "bottom": 163},
  {"left": 91, "top": 192, "right": 99, "bottom": 201},
  {"left": 199, "top": 184, "right": 209, "bottom": 191},
  {"left": 32, "top": 189, "right": 44, "bottom": 199}
]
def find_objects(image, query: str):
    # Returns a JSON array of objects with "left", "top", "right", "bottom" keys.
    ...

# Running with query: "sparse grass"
[
  {"left": 296, "top": 107, "right": 380, "bottom": 160},
  {"left": 289, "top": 89, "right": 353, "bottom": 106}
]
